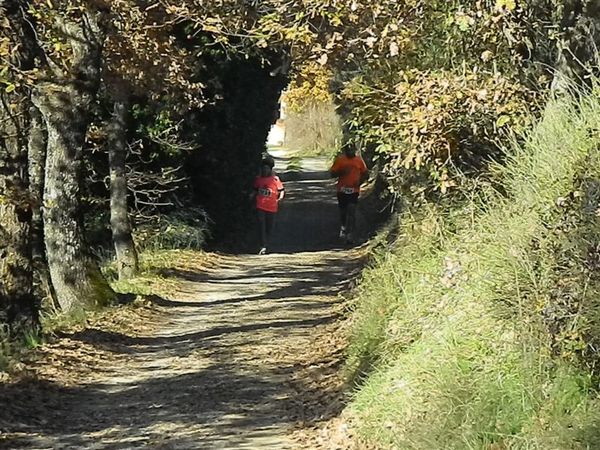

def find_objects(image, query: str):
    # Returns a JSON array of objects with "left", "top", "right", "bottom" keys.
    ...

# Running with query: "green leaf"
[
  {"left": 5, "top": 83, "right": 16, "bottom": 93},
  {"left": 496, "top": 115, "right": 511, "bottom": 127}
]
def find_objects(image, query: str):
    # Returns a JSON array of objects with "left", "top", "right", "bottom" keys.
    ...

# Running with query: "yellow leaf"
[
  {"left": 481, "top": 50, "right": 493, "bottom": 62},
  {"left": 202, "top": 25, "right": 220, "bottom": 34},
  {"left": 330, "top": 16, "right": 342, "bottom": 27},
  {"left": 496, "top": 0, "right": 516, "bottom": 11}
]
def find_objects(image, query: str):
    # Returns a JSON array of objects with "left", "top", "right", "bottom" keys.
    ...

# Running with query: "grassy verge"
[
  {"left": 104, "top": 249, "right": 194, "bottom": 296},
  {"left": 346, "top": 90, "right": 600, "bottom": 448}
]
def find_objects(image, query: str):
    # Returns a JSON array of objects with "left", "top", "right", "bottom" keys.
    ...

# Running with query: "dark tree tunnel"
[{"left": 184, "top": 54, "right": 289, "bottom": 245}]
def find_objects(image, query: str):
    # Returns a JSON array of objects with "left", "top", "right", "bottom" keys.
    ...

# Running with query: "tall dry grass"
[{"left": 284, "top": 101, "right": 343, "bottom": 157}]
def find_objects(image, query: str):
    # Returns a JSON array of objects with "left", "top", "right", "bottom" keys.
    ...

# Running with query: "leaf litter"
[{"left": 0, "top": 249, "right": 368, "bottom": 449}]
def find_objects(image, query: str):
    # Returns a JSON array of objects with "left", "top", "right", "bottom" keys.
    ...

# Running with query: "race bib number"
[
  {"left": 341, "top": 187, "right": 355, "bottom": 194},
  {"left": 258, "top": 187, "right": 272, "bottom": 197}
]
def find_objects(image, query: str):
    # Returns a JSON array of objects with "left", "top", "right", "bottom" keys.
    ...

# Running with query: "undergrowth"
[
  {"left": 0, "top": 323, "right": 45, "bottom": 372},
  {"left": 100, "top": 207, "right": 211, "bottom": 302},
  {"left": 134, "top": 206, "right": 211, "bottom": 252},
  {"left": 346, "top": 88, "right": 600, "bottom": 448},
  {"left": 286, "top": 155, "right": 303, "bottom": 171}
]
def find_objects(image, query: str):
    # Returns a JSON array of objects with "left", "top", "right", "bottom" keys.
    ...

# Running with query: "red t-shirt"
[
  {"left": 330, "top": 154, "right": 368, "bottom": 193},
  {"left": 254, "top": 175, "right": 284, "bottom": 212}
]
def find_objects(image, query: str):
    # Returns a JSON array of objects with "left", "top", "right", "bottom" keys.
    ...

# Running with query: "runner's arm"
[
  {"left": 330, "top": 166, "right": 350, "bottom": 178},
  {"left": 276, "top": 177, "right": 285, "bottom": 201},
  {"left": 329, "top": 158, "right": 343, "bottom": 178}
]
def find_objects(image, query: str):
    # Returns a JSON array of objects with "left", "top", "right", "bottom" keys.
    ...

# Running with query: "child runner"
[
  {"left": 329, "top": 143, "right": 368, "bottom": 244},
  {"left": 253, "top": 155, "right": 284, "bottom": 255}
]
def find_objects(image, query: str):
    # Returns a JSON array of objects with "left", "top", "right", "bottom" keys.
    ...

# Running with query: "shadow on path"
[{"left": 0, "top": 152, "right": 373, "bottom": 449}]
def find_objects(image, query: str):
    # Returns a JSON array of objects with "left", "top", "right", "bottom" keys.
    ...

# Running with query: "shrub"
[{"left": 134, "top": 206, "right": 211, "bottom": 252}]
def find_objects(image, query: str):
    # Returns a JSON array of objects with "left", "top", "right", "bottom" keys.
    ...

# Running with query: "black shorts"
[{"left": 337, "top": 192, "right": 359, "bottom": 208}]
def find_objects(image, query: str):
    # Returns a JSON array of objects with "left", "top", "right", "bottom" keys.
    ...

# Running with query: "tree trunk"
[
  {"left": 27, "top": 105, "right": 57, "bottom": 307},
  {"left": 33, "top": 83, "right": 115, "bottom": 312},
  {"left": 108, "top": 97, "right": 139, "bottom": 279},
  {"left": 27, "top": 106, "right": 46, "bottom": 265},
  {"left": 31, "top": 10, "right": 115, "bottom": 312},
  {"left": 0, "top": 96, "right": 35, "bottom": 327},
  {"left": 0, "top": 0, "right": 37, "bottom": 328}
]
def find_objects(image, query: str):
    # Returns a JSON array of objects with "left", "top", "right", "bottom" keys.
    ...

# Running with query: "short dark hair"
[
  {"left": 261, "top": 155, "right": 275, "bottom": 168},
  {"left": 342, "top": 142, "right": 356, "bottom": 154}
]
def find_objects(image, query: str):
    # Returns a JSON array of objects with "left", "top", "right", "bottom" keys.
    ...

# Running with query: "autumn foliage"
[{"left": 0, "top": 0, "right": 592, "bottom": 360}]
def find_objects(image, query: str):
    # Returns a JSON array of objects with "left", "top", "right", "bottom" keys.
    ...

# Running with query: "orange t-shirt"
[
  {"left": 330, "top": 154, "right": 368, "bottom": 193},
  {"left": 254, "top": 175, "right": 284, "bottom": 212}
]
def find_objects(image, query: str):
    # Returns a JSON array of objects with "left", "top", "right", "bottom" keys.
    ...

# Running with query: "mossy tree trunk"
[
  {"left": 108, "top": 94, "right": 139, "bottom": 280},
  {"left": 32, "top": 10, "right": 115, "bottom": 312}
]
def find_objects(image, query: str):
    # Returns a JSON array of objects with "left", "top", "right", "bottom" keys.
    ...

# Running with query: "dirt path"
[{"left": 0, "top": 154, "right": 368, "bottom": 449}]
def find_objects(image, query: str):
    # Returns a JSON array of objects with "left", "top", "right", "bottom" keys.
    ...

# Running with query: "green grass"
[
  {"left": 40, "top": 304, "right": 89, "bottom": 334},
  {"left": 346, "top": 88, "right": 600, "bottom": 448},
  {"left": 101, "top": 207, "right": 211, "bottom": 298},
  {"left": 104, "top": 248, "right": 201, "bottom": 298}
]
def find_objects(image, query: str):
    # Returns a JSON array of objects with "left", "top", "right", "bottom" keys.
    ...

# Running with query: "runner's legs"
[
  {"left": 346, "top": 202, "right": 357, "bottom": 235},
  {"left": 257, "top": 210, "right": 267, "bottom": 249},
  {"left": 265, "top": 211, "right": 275, "bottom": 241},
  {"left": 336, "top": 193, "right": 348, "bottom": 234},
  {"left": 337, "top": 192, "right": 359, "bottom": 238},
  {"left": 257, "top": 209, "right": 276, "bottom": 250}
]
